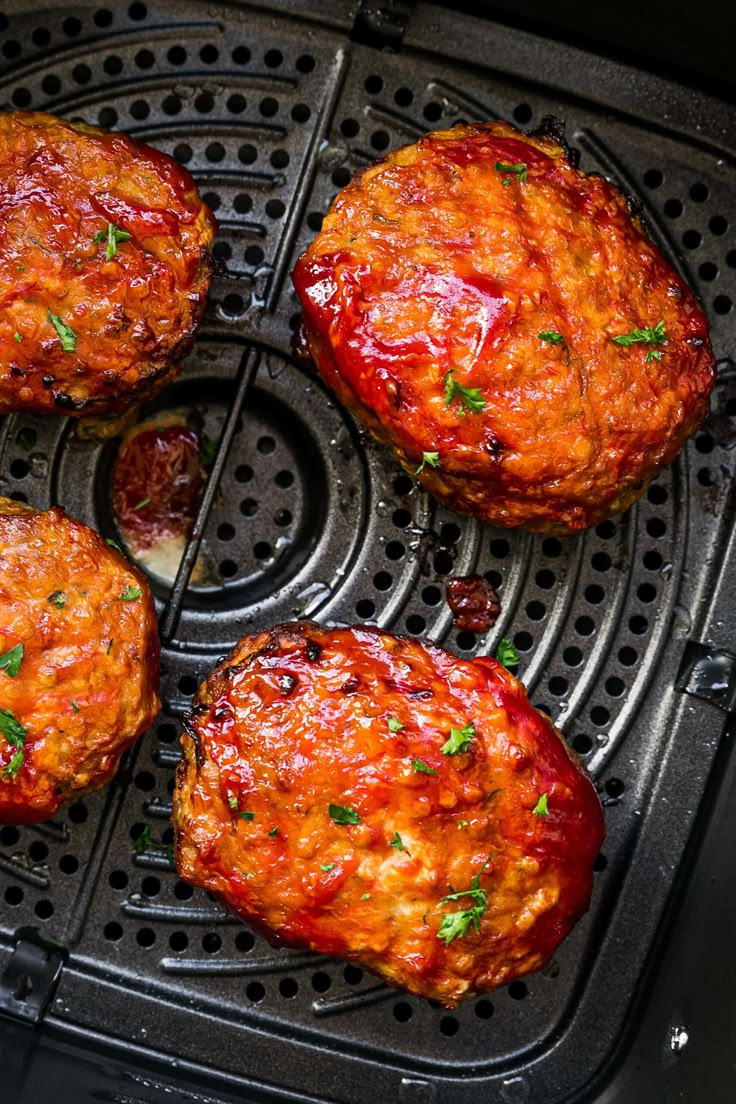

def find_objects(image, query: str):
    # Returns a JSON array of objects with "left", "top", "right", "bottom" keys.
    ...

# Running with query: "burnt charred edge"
[
  {"left": 341, "top": 675, "right": 361, "bottom": 693},
  {"left": 306, "top": 640, "right": 322, "bottom": 662},
  {"left": 530, "top": 114, "right": 579, "bottom": 167},
  {"left": 53, "top": 391, "right": 83, "bottom": 410},
  {"left": 181, "top": 716, "right": 204, "bottom": 769}
]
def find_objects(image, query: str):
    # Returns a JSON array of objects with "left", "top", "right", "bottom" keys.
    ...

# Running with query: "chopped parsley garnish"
[
  {"left": 320, "top": 863, "right": 336, "bottom": 872},
  {"left": 93, "top": 222, "right": 132, "bottom": 261},
  {"left": 238, "top": 811, "right": 255, "bottom": 822},
  {"left": 443, "top": 369, "right": 486, "bottom": 416},
  {"left": 387, "top": 716, "right": 404, "bottom": 733},
  {"left": 133, "top": 497, "right": 151, "bottom": 511},
  {"left": 329, "top": 803, "right": 361, "bottom": 825},
  {"left": 16, "top": 428, "right": 36, "bottom": 452},
  {"left": 389, "top": 832, "right": 405, "bottom": 851},
  {"left": 437, "top": 855, "right": 493, "bottom": 944},
  {"left": 199, "top": 439, "right": 217, "bottom": 467},
  {"left": 13, "top": 332, "right": 22, "bottom": 343},
  {"left": 414, "top": 450, "right": 440, "bottom": 475},
  {"left": 532, "top": 793, "right": 549, "bottom": 817},
  {"left": 268, "top": 827, "right": 279, "bottom": 837},
  {"left": 495, "top": 160, "right": 528, "bottom": 184},
  {"left": 47, "top": 310, "right": 77, "bottom": 353},
  {"left": 612, "top": 319, "right": 666, "bottom": 360},
  {"left": 132, "top": 826, "right": 173, "bottom": 860},
  {"left": 441, "top": 722, "right": 476, "bottom": 756},
  {"left": 457, "top": 820, "right": 469, "bottom": 829},
  {"left": 0, "top": 708, "right": 27, "bottom": 781},
  {"left": 411, "top": 758, "right": 436, "bottom": 776},
  {"left": 118, "top": 585, "right": 142, "bottom": 601},
  {"left": 105, "top": 539, "right": 126, "bottom": 556},
  {"left": 48, "top": 590, "right": 67, "bottom": 609},
  {"left": 0, "top": 643, "right": 23, "bottom": 678},
  {"left": 71, "top": 700, "right": 80, "bottom": 713},
  {"left": 538, "top": 330, "right": 565, "bottom": 345},
  {"left": 228, "top": 795, "right": 238, "bottom": 809},
  {"left": 360, "top": 892, "right": 370, "bottom": 900},
  {"left": 496, "top": 637, "right": 519, "bottom": 669}
]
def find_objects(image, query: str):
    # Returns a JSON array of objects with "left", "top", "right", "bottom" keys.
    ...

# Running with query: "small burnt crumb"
[
  {"left": 690, "top": 336, "right": 704, "bottom": 347},
  {"left": 341, "top": 675, "right": 360, "bottom": 694},
  {"left": 53, "top": 392, "right": 78, "bottom": 409},
  {"left": 213, "top": 705, "right": 230, "bottom": 721},
  {"left": 447, "top": 574, "right": 501, "bottom": 632},
  {"left": 10, "top": 366, "right": 24, "bottom": 377},
  {"left": 306, "top": 641, "right": 322, "bottom": 662},
  {"left": 279, "top": 673, "right": 298, "bottom": 696},
  {"left": 485, "top": 432, "right": 504, "bottom": 460},
  {"left": 42, "top": 375, "right": 55, "bottom": 387},
  {"left": 408, "top": 688, "right": 433, "bottom": 700}
]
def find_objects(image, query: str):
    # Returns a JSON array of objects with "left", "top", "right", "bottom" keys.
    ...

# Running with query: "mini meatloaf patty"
[
  {"left": 0, "top": 111, "right": 216, "bottom": 416},
  {"left": 293, "top": 120, "right": 715, "bottom": 534},
  {"left": 174, "top": 621, "right": 604, "bottom": 1006},
  {"left": 0, "top": 497, "right": 160, "bottom": 823}
]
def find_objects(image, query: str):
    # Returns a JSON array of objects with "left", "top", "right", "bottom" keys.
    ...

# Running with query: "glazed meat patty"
[
  {"left": 293, "top": 120, "right": 715, "bottom": 534},
  {"left": 174, "top": 621, "right": 604, "bottom": 1005},
  {"left": 0, "top": 111, "right": 215, "bottom": 416},
  {"left": 0, "top": 497, "right": 160, "bottom": 823}
]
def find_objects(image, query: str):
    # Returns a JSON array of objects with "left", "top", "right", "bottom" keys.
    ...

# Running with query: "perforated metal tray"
[{"left": 0, "top": 3, "right": 735, "bottom": 1102}]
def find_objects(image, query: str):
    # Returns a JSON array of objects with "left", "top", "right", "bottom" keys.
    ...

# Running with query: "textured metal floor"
[{"left": 0, "top": 3, "right": 735, "bottom": 1102}]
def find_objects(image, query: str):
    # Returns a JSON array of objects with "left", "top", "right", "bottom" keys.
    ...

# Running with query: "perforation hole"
[
  {"left": 573, "top": 733, "right": 593, "bottom": 754},
  {"left": 606, "top": 778, "right": 625, "bottom": 798},
  {"left": 141, "top": 876, "right": 160, "bottom": 898},
  {"left": 513, "top": 103, "right": 533, "bottom": 123},
  {"left": 563, "top": 646, "right": 583, "bottom": 667},
  {"left": 162, "top": 94, "right": 182, "bottom": 116},
  {"left": 259, "top": 97, "right": 279, "bottom": 117},
  {"left": 393, "top": 1001, "right": 413, "bottom": 1022},
  {"left": 296, "top": 53, "right": 315, "bottom": 73},
  {"left": 664, "top": 198, "right": 683, "bottom": 218},
  {"left": 202, "top": 932, "right": 221, "bottom": 953},
  {"left": 514, "top": 631, "right": 533, "bottom": 652},
  {"left": 508, "top": 981, "right": 528, "bottom": 1000},
  {"left": 63, "top": 16, "right": 82, "bottom": 35},
  {"left": 423, "top": 102, "right": 442, "bottom": 122},
  {"left": 12, "top": 88, "right": 32, "bottom": 108},
  {"left": 714, "top": 295, "right": 732, "bottom": 315},
  {"left": 292, "top": 103, "right": 311, "bottom": 123},
  {"left": 629, "top": 614, "right": 649, "bottom": 635},
  {"left": 59, "top": 854, "right": 79, "bottom": 875},
  {"left": 395, "top": 87, "right": 413, "bottom": 106},
  {"left": 169, "top": 931, "right": 188, "bottom": 952},
  {"left": 440, "top": 1015, "right": 459, "bottom": 1036},
  {"left": 356, "top": 598, "right": 375, "bottom": 620},
  {"left": 33, "top": 26, "right": 52, "bottom": 45},
  {"left": 236, "top": 930, "right": 255, "bottom": 952},
  {"left": 279, "top": 977, "right": 298, "bottom": 998},
  {"left": 690, "top": 182, "right": 708, "bottom": 202},
  {"left": 575, "top": 615, "right": 595, "bottom": 637},
  {"left": 542, "top": 537, "right": 562, "bottom": 558},
  {"left": 174, "top": 881, "right": 193, "bottom": 901},
  {"left": 407, "top": 614, "right": 426, "bottom": 635},
  {"left": 526, "top": 600, "right": 546, "bottom": 621},
  {"left": 548, "top": 676, "right": 568, "bottom": 697},
  {"left": 709, "top": 215, "right": 728, "bottom": 235},
  {"left": 374, "top": 571, "right": 392, "bottom": 591},
  {"left": 167, "top": 45, "right": 186, "bottom": 65},
  {"left": 344, "top": 965, "right": 363, "bottom": 985},
  {"left": 682, "top": 229, "right": 702, "bottom": 249},
  {"left": 585, "top": 584, "right": 604, "bottom": 605},
  {"left": 178, "top": 675, "right": 198, "bottom": 696},
  {"left": 698, "top": 261, "right": 718, "bottom": 281},
  {"left": 232, "top": 45, "right": 250, "bottom": 64},
  {"left": 643, "top": 169, "right": 663, "bottom": 189},
  {"left": 456, "top": 630, "right": 477, "bottom": 651},
  {"left": 104, "top": 921, "right": 123, "bottom": 941},
  {"left": 341, "top": 118, "right": 359, "bottom": 138},
  {"left": 246, "top": 981, "right": 265, "bottom": 1002},
  {"left": 109, "top": 869, "right": 128, "bottom": 889},
  {"left": 128, "top": 2, "right": 147, "bottom": 19}
]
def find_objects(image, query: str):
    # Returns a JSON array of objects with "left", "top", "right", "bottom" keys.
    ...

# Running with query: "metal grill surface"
[{"left": 0, "top": 4, "right": 735, "bottom": 1102}]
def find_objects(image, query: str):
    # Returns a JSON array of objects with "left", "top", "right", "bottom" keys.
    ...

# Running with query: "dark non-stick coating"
[{"left": 0, "top": 3, "right": 735, "bottom": 1103}]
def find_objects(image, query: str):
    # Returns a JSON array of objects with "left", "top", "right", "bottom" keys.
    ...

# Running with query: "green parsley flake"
[
  {"left": 48, "top": 590, "right": 67, "bottom": 609},
  {"left": 360, "top": 892, "right": 370, "bottom": 900},
  {"left": 133, "top": 497, "right": 151, "bottom": 511},
  {"left": 532, "top": 793, "right": 549, "bottom": 817},
  {"left": 443, "top": 369, "right": 486, "bottom": 416},
  {"left": 495, "top": 160, "right": 528, "bottom": 183},
  {"left": 0, "top": 708, "right": 27, "bottom": 782},
  {"left": 228, "top": 795, "right": 238, "bottom": 809},
  {"left": 320, "top": 863, "right": 336, "bottom": 872},
  {"left": 538, "top": 330, "right": 565, "bottom": 345},
  {"left": 199, "top": 439, "right": 217, "bottom": 467},
  {"left": 387, "top": 716, "right": 404, "bottom": 733},
  {"left": 268, "top": 827, "right": 279, "bottom": 837},
  {"left": 13, "top": 332, "right": 22, "bottom": 343},
  {"left": 414, "top": 450, "right": 440, "bottom": 475},
  {"left": 612, "top": 319, "right": 666, "bottom": 357},
  {"left": 16, "top": 428, "right": 36, "bottom": 452},
  {"left": 496, "top": 637, "right": 519, "bottom": 669},
  {"left": 118, "top": 586, "right": 142, "bottom": 601},
  {"left": 239, "top": 811, "right": 255, "bottom": 822},
  {"left": 47, "top": 310, "right": 77, "bottom": 353},
  {"left": 389, "top": 832, "right": 405, "bottom": 851},
  {"left": 105, "top": 539, "right": 126, "bottom": 556},
  {"left": 437, "top": 855, "right": 493, "bottom": 945},
  {"left": 0, "top": 643, "right": 23, "bottom": 678},
  {"left": 93, "top": 222, "right": 132, "bottom": 261},
  {"left": 441, "top": 722, "right": 476, "bottom": 756},
  {"left": 132, "top": 826, "right": 173, "bottom": 861},
  {"left": 411, "top": 758, "right": 436, "bottom": 776},
  {"left": 457, "top": 820, "right": 469, "bottom": 829},
  {"left": 71, "top": 700, "right": 80, "bottom": 713},
  {"left": 329, "top": 803, "right": 361, "bottom": 825}
]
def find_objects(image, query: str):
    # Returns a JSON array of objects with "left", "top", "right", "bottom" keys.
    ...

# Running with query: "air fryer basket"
[{"left": 0, "top": 3, "right": 735, "bottom": 1102}]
